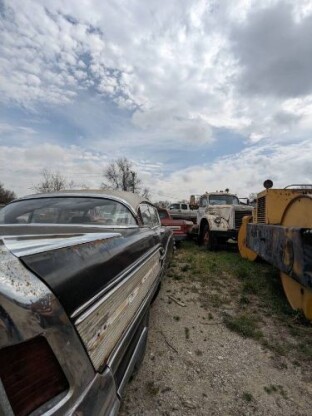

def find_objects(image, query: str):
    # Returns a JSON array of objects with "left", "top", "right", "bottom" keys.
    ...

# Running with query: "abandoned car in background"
[
  {"left": 0, "top": 190, "right": 174, "bottom": 416},
  {"left": 158, "top": 208, "right": 193, "bottom": 243}
]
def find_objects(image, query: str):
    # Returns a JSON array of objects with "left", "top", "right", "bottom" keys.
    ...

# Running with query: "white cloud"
[
  {"left": 1, "top": 0, "right": 312, "bottom": 198},
  {"left": 149, "top": 139, "right": 312, "bottom": 201},
  {"left": 3, "top": 0, "right": 305, "bottom": 140},
  {"left": 1, "top": 139, "right": 311, "bottom": 203}
]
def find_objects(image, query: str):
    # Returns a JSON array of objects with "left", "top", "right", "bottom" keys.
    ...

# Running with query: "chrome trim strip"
[
  {"left": 107, "top": 277, "right": 158, "bottom": 374},
  {"left": 117, "top": 327, "right": 148, "bottom": 397},
  {"left": 69, "top": 368, "right": 119, "bottom": 416},
  {"left": 107, "top": 275, "right": 160, "bottom": 374},
  {"left": 162, "top": 233, "right": 174, "bottom": 260},
  {"left": 72, "top": 244, "right": 161, "bottom": 319},
  {"left": 0, "top": 224, "right": 138, "bottom": 230},
  {"left": 1, "top": 232, "right": 121, "bottom": 257},
  {"left": 108, "top": 399, "right": 121, "bottom": 416},
  {"left": 75, "top": 250, "right": 161, "bottom": 370}
]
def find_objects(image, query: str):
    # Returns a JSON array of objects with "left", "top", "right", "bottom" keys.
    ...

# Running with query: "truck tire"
[{"left": 202, "top": 224, "right": 217, "bottom": 251}]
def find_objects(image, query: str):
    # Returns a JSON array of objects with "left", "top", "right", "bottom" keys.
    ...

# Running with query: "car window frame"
[
  {"left": 0, "top": 196, "right": 140, "bottom": 228},
  {"left": 138, "top": 203, "right": 160, "bottom": 228}
]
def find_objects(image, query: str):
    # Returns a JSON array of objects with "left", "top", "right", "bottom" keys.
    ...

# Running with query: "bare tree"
[
  {"left": 0, "top": 183, "right": 16, "bottom": 204},
  {"left": 67, "top": 180, "right": 90, "bottom": 190},
  {"left": 249, "top": 193, "right": 257, "bottom": 202},
  {"left": 141, "top": 187, "right": 151, "bottom": 199},
  {"left": 102, "top": 157, "right": 144, "bottom": 193},
  {"left": 34, "top": 169, "right": 67, "bottom": 193}
]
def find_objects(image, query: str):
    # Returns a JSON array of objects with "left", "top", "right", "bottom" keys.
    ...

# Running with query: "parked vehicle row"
[{"left": 2, "top": 182, "right": 310, "bottom": 415}]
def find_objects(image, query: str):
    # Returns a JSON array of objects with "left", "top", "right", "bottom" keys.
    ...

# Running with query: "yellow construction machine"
[{"left": 238, "top": 180, "right": 312, "bottom": 320}]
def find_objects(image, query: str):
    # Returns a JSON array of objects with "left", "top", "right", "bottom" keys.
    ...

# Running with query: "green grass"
[
  {"left": 167, "top": 242, "right": 312, "bottom": 365},
  {"left": 146, "top": 381, "right": 160, "bottom": 396},
  {"left": 223, "top": 314, "right": 263, "bottom": 340},
  {"left": 242, "top": 391, "right": 254, "bottom": 402},
  {"left": 264, "top": 384, "right": 287, "bottom": 399},
  {"left": 264, "top": 384, "right": 278, "bottom": 394}
]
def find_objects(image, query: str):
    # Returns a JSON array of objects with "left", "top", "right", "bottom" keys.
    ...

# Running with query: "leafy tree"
[
  {"left": 0, "top": 183, "right": 16, "bottom": 204},
  {"left": 33, "top": 169, "right": 67, "bottom": 193},
  {"left": 102, "top": 157, "right": 149, "bottom": 197}
]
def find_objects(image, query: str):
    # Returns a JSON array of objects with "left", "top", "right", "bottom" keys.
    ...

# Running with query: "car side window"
[
  {"left": 139, "top": 204, "right": 160, "bottom": 227},
  {"left": 200, "top": 197, "right": 208, "bottom": 207},
  {"left": 139, "top": 203, "right": 154, "bottom": 227},
  {"left": 181, "top": 204, "right": 188, "bottom": 210},
  {"left": 149, "top": 205, "right": 160, "bottom": 226}
]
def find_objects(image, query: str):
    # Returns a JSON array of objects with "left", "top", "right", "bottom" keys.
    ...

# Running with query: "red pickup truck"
[{"left": 158, "top": 208, "right": 193, "bottom": 243}]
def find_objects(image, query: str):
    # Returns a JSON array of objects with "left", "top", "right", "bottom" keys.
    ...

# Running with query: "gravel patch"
[{"left": 120, "top": 276, "right": 312, "bottom": 416}]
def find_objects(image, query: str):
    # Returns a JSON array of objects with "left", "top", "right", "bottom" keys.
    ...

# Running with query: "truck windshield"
[{"left": 209, "top": 195, "right": 239, "bottom": 205}]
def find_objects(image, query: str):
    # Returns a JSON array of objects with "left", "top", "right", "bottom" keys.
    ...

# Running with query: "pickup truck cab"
[{"left": 168, "top": 203, "right": 197, "bottom": 222}]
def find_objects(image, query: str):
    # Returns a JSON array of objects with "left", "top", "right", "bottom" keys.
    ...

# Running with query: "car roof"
[{"left": 10, "top": 189, "right": 151, "bottom": 213}]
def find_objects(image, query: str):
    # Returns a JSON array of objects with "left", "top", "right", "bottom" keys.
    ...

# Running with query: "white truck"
[
  {"left": 194, "top": 191, "right": 253, "bottom": 250},
  {"left": 168, "top": 202, "right": 197, "bottom": 222}
]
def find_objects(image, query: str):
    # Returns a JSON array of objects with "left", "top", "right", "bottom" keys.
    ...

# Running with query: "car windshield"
[
  {"left": 208, "top": 195, "right": 239, "bottom": 205},
  {"left": 0, "top": 197, "right": 137, "bottom": 226}
]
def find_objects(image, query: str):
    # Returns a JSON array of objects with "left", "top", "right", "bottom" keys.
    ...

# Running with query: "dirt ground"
[{"left": 119, "top": 246, "right": 312, "bottom": 416}]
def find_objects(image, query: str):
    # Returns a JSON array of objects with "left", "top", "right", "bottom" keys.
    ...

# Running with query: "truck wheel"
[{"left": 202, "top": 224, "right": 216, "bottom": 251}]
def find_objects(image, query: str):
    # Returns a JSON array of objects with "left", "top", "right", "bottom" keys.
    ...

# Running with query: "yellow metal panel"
[
  {"left": 280, "top": 194, "right": 312, "bottom": 320},
  {"left": 256, "top": 189, "right": 310, "bottom": 224},
  {"left": 238, "top": 215, "right": 258, "bottom": 261}
]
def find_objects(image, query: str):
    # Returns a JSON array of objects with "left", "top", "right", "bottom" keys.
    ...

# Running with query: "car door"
[{"left": 139, "top": 203, "right": 173, "bottom": 274}]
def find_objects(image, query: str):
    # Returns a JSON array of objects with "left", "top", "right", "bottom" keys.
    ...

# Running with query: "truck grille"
[
  {"left": 234, "top": 211, "right": 252, "bottom": 230},
  {"left": 257, "top": 196, "right": 266, "bottom": 223}
]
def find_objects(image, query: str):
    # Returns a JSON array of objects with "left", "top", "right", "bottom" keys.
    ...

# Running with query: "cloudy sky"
[{"left": 1, "top": 0, "right": 312, "bottom": 201}]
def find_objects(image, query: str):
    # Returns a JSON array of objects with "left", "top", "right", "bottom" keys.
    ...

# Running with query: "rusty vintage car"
[{"left": 0, "top": 190, "right": 174, "bottom": 416}]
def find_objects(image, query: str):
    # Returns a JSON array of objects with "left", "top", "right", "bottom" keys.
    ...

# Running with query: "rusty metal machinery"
[{"left": 238, "top": 181, "right": 312, "bottom": 320}]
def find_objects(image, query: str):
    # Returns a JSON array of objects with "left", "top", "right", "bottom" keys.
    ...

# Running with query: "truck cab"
[{"left": 197, "top": 192, "right": 253, "bottom": 250}]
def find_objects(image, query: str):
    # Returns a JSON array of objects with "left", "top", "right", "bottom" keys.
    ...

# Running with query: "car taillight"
[{"left": 0, "top": 337, "right": 69, "bottom": 416}]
